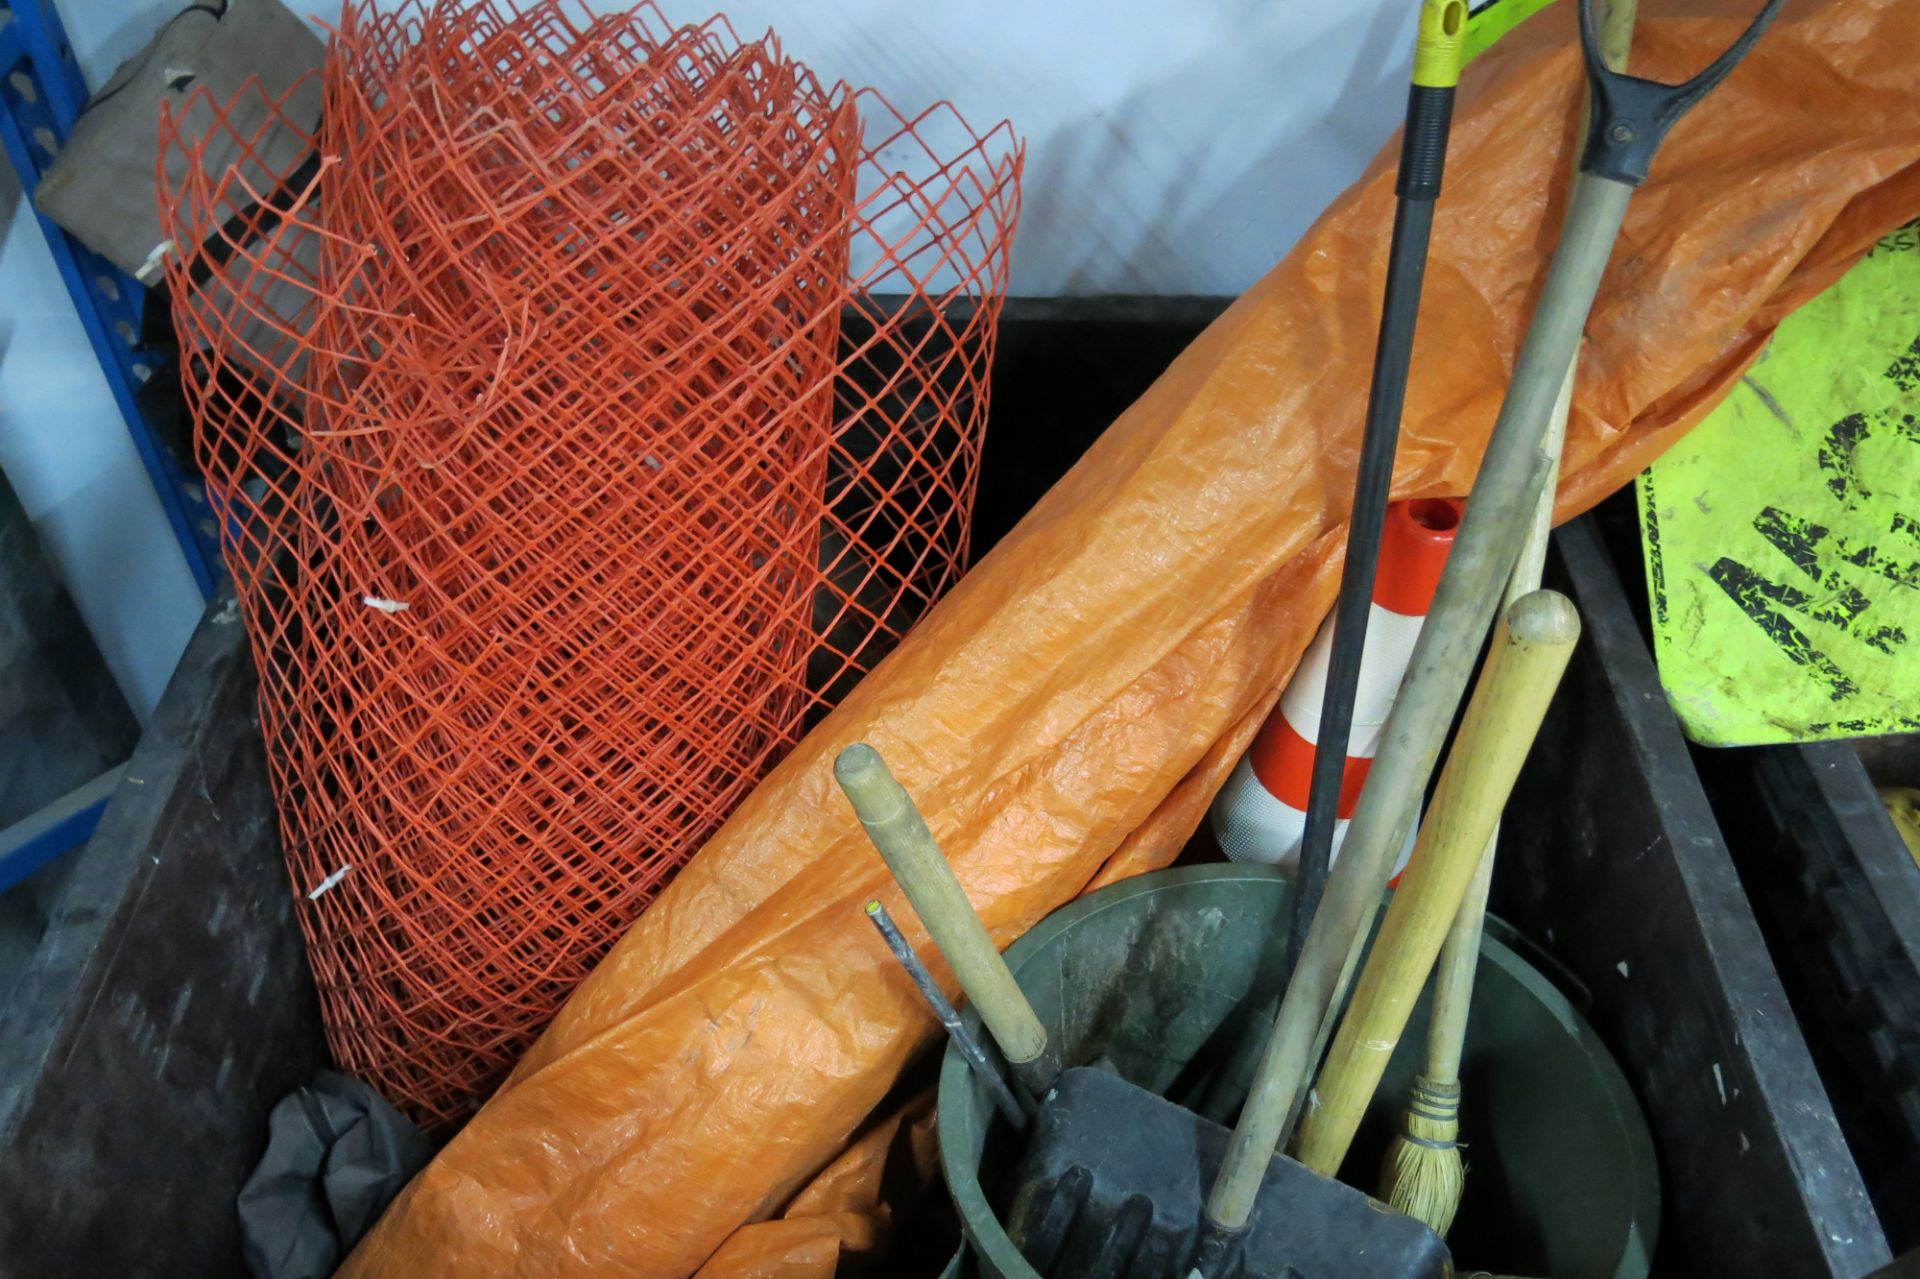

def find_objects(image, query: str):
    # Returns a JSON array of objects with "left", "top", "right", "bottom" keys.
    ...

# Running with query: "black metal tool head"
[
  {"left": 1004, "top": 1067, "right": 1451, "bottom": 1279},
  {"left": 1577, "top": 0, "right": 1785, "bottom": 186}
]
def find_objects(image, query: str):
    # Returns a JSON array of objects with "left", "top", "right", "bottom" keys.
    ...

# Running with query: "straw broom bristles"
[{"left": 1382, "top": 1073, "right": 1464, "bottom": 1235}]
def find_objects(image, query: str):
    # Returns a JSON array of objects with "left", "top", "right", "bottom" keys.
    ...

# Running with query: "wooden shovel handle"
[
  {"left": 835, "top": 744, "right": 1054, "bottom": 1081},
  {"left": 1294, "top": 590, "right": 1581, "bottom": 1175},
  {"left": 1418, "top": 0, "right": 1639, "bottom": 1107}
]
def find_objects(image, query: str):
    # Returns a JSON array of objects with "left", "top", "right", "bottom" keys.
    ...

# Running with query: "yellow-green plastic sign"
[
  {"left": 1637, "top": 222, "right": 1920, "bottom": 745},
  {"left": 1464, "top": 0, "right": 1562, "bottom": 62}
]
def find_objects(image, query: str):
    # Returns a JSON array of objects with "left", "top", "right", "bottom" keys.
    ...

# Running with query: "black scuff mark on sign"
[
  {"left": 1809, "top": 712, "right": 1920, "bottom": 736},
  {"left": 1747, "top": 507, "right": 1906, "bottom": 654},
  {"left": 1755, "top": 504, "right": 1920, "bottom": 598},
  {"left": 1820, "top": 412, "right": 1873, "bottom": 507},
  {"left": 1706, "top": 557, "right": 1858, "bottom": 701},
  {"left": 1741, "top": 373, "right": 1797, "bottom": 434},
  {"left": 1641, "top": 480, "right": 1669, "bottom": 628},
  {"left": 1753, "top": 505, "right": 1830, "bottom": 583},
  {"left": 1883, "top": 328, "right": 1920, "bottom": 393},
  {"left": 1893, "top": 510, "right": 1920, "bottom": 547},
  {"left": 1815, "top": 409, "right": 1920, "bottom": 510},
  {"left": 1844, "top": 531, "right": 1920, "bottom": 591}
]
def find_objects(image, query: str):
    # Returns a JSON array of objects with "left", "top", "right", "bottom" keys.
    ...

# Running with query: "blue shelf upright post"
[
  {"left": 0, "top": 0, "right": 225, "bottom": 599},
  {"left": 0, "top": 0, "right": 227, "bottom": 886}
]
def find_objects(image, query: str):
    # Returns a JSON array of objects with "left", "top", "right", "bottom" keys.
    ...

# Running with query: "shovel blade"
[{"left": 1005, "top": 1067, "right": 1450, "bottom": 1279}]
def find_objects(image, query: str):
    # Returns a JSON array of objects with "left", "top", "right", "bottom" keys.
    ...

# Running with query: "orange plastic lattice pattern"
[{"left": 159, "top": 0, "right": 1021, "bottom": 1127}]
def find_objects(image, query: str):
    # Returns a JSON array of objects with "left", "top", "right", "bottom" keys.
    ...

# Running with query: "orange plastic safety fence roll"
[{"left": 158, "top": 0, "right": 1021, "bottom": 1128}]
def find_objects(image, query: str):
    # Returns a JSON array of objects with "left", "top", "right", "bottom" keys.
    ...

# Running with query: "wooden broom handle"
[
  {"left": 1293, "top": 589, "right": 1580, "bottom": 1175},
  {"left": 1422, "top": 364, "right": 1577, "bottom": 1086},
  {"left": 835, "top": 744, "right": 1057, "bottom": 1092}
]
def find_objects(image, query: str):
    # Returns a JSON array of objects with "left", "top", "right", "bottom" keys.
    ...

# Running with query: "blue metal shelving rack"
[{"left": 0, "top": 0, "right": 224, "bottom": 889}]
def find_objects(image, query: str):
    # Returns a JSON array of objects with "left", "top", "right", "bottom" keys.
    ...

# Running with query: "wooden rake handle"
[
  {"left": 834, "top": 743, "right": 1057, "bottom": 1093},
  {"left": 1294, "top": 589, "right": 1581, "bottom": 1175}
]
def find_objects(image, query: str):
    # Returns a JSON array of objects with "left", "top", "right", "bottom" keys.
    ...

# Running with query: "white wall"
[
  {"left": 2, "top": 0, "right": 1417, "bottom": 717},
  {"left": 709, "top": 0, "right": 1420, "bottom": 296}
]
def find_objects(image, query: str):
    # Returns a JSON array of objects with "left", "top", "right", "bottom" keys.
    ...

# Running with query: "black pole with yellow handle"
[{"left": 1285, "top": 0, "right": 1468, "bottom": 987}]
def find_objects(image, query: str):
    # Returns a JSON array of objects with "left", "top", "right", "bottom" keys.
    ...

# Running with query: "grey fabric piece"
[
  {"left": 238, "top": 1071, "right": 429, "bottom": 1279},
  {"left": 33, "top": 0, "right": 322, "bottom": 280}
]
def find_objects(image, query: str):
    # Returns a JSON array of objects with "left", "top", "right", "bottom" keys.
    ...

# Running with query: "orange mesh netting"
[{"left": 157, "top": 0, "right": 1021, "bottom": 1127}]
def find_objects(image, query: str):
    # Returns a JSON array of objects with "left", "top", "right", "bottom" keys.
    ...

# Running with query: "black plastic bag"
[{"left": 238, "top": 1072, "right": 429, "bottom": 1279}]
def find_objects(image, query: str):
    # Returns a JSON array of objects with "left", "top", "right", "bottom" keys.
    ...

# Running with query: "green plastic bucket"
[{"left": 937, "top": 864, "right": 1657, "bottom": 1278}]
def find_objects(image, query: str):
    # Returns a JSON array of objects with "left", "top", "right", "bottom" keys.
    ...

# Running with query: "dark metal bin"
[{"left": 1499, "top": 517, "right": 1891, "bottom": 1277}]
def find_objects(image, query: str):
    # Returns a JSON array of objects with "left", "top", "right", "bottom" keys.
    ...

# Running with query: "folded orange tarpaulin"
[{"left": 341, "top": 2, "right": 1920, "bottom": 1274}]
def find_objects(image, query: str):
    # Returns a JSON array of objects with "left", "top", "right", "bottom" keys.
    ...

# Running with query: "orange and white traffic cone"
[{"left": 1212, "top": 497, "right": 1462, "bottom": 879}]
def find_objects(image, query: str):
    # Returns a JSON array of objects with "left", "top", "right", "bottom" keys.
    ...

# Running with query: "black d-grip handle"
[{"left": 1578, "top": 0, "right": 1785, "bottom": 186}]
